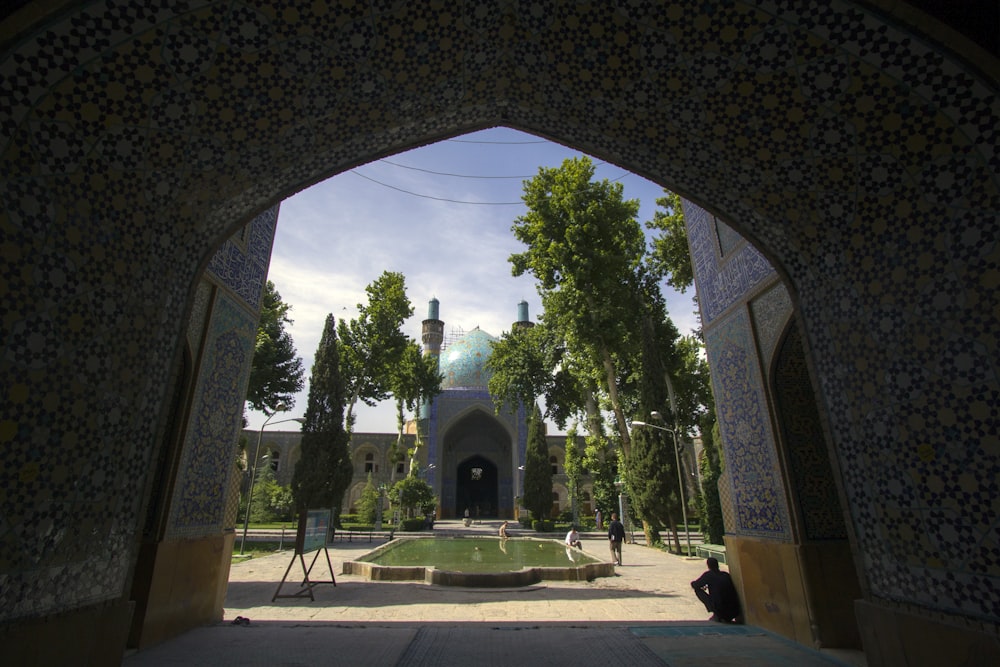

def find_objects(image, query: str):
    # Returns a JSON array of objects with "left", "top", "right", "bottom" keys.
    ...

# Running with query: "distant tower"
[
  {"left": 513, "top": 300, "right": 534, "bottom": 330},
  {"left": 422, "top": 297, "right": 444, "bottom": 358}
]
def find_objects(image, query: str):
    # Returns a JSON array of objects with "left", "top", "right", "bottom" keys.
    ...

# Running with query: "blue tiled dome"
[{"left": 439, "top": 328, "right": 497, "bottom": 389}]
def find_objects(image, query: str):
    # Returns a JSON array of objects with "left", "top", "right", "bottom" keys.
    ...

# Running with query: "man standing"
[
  {"left": 607, "top": 512, "right": 626, "bottom": 565},
  {"left": 691, "top": 557, "right": 741, "bottom": 623}
]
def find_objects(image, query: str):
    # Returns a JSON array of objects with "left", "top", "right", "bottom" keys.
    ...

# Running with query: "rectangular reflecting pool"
[{"left": 344, "top": 537, "right": 616, "bottom": 587}]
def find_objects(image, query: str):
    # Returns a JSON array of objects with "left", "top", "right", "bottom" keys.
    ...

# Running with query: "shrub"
[
  {"left": 401, "top": 517, "right": 426, "bottom": 531},
  {"left": 532, "top": 520, "right": 554, "bottom": 532}
]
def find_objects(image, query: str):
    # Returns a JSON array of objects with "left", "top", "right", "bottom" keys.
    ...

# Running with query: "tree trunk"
[{"left": 600, "top": 347, "right": 631, "bottom": 459}]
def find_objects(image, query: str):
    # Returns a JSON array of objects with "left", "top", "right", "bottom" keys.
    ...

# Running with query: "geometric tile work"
[
  {"left": 167, "top": 293, "right": 257, "bottom": 539},
  {"left": 749, "top": 282, "right": 793, "bottom": 372},
  {"left": 206, "top": 207, "right": 277, "bottom": 310},
  {"left": 1, "top": 0, "right": 997, "bottom": 631},
  {"left": 429, "top": 387, "right": 522, "bottom": 518},
  {"left": 705, "top": 306, "right": 791, "bottom": 540},
  {"left": 716, "top": 218, "right": 745, "bottom": 258},
  {"left": 772, "top": 324, "right": 848, "bottom": 541},
  {"left": 685, "top": 201, "right": 776, "bottom": 325}
]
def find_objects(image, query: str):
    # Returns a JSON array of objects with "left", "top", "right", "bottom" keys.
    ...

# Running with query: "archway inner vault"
[{"left": 2, "top": 2, "right": 998, "bottom": 664}]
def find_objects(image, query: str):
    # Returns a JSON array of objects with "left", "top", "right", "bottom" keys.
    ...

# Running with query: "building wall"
[{"left": 126, "top": 208, "right": 276, "bottom": 649}]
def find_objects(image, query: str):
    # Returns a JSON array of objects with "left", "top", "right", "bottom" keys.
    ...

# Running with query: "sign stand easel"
[{"left": 272, "top": 508, "right": 336, "bottom": 601}]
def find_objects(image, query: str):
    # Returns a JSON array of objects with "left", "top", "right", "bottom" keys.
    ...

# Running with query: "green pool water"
[{"left": 358, "top": 537, "right": 600, "bottom": 573}]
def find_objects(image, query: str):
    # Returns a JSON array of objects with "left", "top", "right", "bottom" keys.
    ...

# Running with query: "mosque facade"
[{"left": 247, "top": 299, "right": 594, "bottom": 521}]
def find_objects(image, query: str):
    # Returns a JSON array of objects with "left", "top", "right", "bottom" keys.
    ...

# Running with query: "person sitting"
[
  {"left": 499, "top": 520, "right": 510, "bottom": 538},
  {"left": 565, "top": 526, "right": 582, "bottom": 549},
  {"left": 690, "top": 557, "right": 742, "bottom": 623}
]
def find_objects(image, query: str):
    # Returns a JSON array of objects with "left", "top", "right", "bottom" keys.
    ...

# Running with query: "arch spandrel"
[{"left": 1, "top": 1, "right": 998, "bottom": 660}]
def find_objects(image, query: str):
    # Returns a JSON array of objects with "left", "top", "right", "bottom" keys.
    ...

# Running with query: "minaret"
[
  {"left": 513, "top": 299, "right": 534, "bottom": 330},
  {"left": 422, "top": 297, "right": 444, "bottom": 357}
]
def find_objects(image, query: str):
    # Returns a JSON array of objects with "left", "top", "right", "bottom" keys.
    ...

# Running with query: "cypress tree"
[
  {"left": 522, "top": 404, "right": 553, "bottom": 524},
  {"left": 291, "top": 315, "right": 354, "bottom": 520},
  {"left": 626, "top": 282, "right": 684, "bottom": 549}
]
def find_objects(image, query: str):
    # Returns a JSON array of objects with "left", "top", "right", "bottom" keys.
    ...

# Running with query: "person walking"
[{"left": 607, "top": 512, "right": 626, "bottom": 565}]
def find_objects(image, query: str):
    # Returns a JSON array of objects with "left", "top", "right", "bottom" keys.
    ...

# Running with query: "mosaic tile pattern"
[
  {"left": 706, "top": 306, "right": 791, "bottom": 540},
  {"left": 749, "top": 282, "right": 793, "bottom": 372},
  {"left": 686, "top": 203, "right": 776, "bottom": 325},
  {"left": 439, "top": 328, "right": 498, "bottom": 389},
  {"left": 1, "top": 0, "right": 997, "bottom": 628},
  {"left": 167, "top": 299, "right": 255, "bottom": 538},
  {"left": 773, "top": 324, "right": 849, "bottom": 541},
  {"left": 206, "top": 207, "right": 277, "bottom": 310}
]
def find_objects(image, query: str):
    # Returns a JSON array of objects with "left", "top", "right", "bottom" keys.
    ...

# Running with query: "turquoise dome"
[{"left": 439, "top": 328, "right": 497, "bottom": 389}]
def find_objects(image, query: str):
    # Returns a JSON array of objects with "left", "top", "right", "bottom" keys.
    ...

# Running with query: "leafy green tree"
[
  {"left": 510, "top": 156, "right": 646, "bottom": 457},
  {"left": 246, "top": 280, "right": 305, "bottom": 414},
  {"left": 698, "top": 412, "right": 725, "bottom": 544},
  {"left": 486, "top": 323, "right": 553, "bottom": 413},
  {"left": 356, "top": 473, "right": 380, "bottom": 525},
  {"left": 248, "top": 464, "right": 294, "bottom": 522},
  {"left": 391, "top": 475, "right": 435, "bottom": 519},
  {"left": 584, "top": 431, "right": 617, "bottom": 520},
  {"left": 389, "top": 340, "right": 443, "bottom": 477},
  {"left": 522, "top": 404, "right": 553, "bottom": 523},
  {"left": 563, "top": 424, "right": 584, "bottom": 526},
  {"left": 625, "top": 277, "right": 685, "bottom": 548},
  {"left": 291, "top": 315, "right": 354, "bottom": 520},
  {"left": 645, "top": 190, "right": 694, "bottom": 293},
  {"left": 338, "top": 271, "right": 414, "bottom": 433}
]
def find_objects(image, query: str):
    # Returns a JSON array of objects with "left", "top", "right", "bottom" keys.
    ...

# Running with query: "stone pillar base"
[
  {"left": 130, "top": 532, "right": 235, "bottom": 650},
  {"left": 0, "top": 599, "right": 133, "bottom": 666},
  {"left": 856, "top": 599, "right": 1000, "bottom": 667}
]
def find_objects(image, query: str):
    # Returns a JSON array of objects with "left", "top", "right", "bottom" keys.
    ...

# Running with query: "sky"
[{"left": 245, "top": 127, "right": 700, "bottom": 433}]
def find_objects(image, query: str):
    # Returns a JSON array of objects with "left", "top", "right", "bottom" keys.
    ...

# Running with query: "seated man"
[
  {"left": 691, "top": 557, "right": 742, "bottom": 623},
  {"left": 499, "top": 520, "right": 510, "bottom": 538},
  {"left": 565, "top": 526, "right": 582, "bottom": 549}
]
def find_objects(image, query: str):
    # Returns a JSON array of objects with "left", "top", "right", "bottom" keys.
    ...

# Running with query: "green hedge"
[{"left": 400, "top": 517, "right": 426, "bottom": 531}]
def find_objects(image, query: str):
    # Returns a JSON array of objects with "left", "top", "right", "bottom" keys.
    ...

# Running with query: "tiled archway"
[{"left": 1, "top": 2, "right": 997, "bottom": 664}]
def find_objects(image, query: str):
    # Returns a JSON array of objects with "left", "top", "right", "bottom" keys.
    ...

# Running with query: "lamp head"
[
  {"left": 275, "top": 402, "right": 288, "bottom": 412},
  {"left": 650, "top": 411, "right": 664, "bottom": 421},
  {"left": 631, "top": 420, "right": 649, "bottom": 427}
]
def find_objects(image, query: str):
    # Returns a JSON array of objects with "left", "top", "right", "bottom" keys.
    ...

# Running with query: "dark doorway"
[{"left": 456, "top": 456, "right": 498, "bottom": 519}]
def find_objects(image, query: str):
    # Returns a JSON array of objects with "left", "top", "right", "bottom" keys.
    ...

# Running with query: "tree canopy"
[
  {"left": 246, "top": 280, "right": 305, "bottom": 414},
  {"left": 510, "top": 156, "right": 647, "bottom": 457},
  {"left": 338, "top": 271, "right": 414, "bottom": 432},
  {"left": 645, "top": 191, "right": 694, "bottom": 293},
  {"left": 390, "top": 340, "right": 443, "bottom": 476}
]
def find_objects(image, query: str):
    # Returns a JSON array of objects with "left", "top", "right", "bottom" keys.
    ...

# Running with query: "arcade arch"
[
  {"left": 440, "top": 409, "right": 514, "bottom": 519},
  {"left": 1, "top": 3, "right": 997, "bottom": 665}
]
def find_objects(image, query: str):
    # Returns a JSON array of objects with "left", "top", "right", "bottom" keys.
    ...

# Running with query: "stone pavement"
[{"left": 123, "top": 520, "right": 867, "bottom": 666}]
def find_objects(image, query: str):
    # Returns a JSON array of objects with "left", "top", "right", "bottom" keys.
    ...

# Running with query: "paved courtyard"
[{"left": 124, "top": 520, "right": 867, "bottom": 666}]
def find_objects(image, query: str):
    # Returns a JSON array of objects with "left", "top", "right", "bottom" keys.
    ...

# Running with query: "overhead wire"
[{"left": 352, "top": 158, "right": 632, "bottom": 205}]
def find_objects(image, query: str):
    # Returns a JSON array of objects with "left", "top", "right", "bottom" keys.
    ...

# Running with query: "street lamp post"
[
  {"left": 632, "top": 417, "right": 693, "bottom": 557},
  {"left": 239, "top": 405, "right": 305, "bottom": 555}
]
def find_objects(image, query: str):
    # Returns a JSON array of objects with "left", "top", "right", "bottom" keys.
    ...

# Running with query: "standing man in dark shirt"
[
  {"left": 607, "top": 512, "right": 626, "bottom": 565},
  {"left": 691, "top": 557, "right": 741, "bottom": 623}
]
